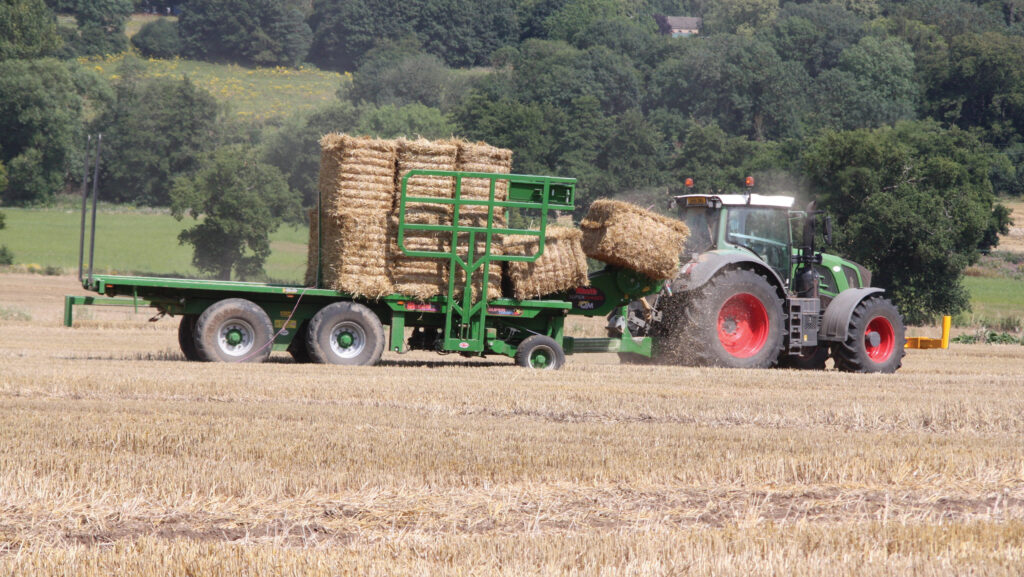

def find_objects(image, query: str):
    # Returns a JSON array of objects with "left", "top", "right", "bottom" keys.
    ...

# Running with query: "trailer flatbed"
[{"left": 66, "top": 171, "right": 661, "bottom": 368}]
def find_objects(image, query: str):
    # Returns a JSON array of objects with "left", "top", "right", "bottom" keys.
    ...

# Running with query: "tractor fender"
[
  {"left": 671, "top": 251, "right": 787, "bottom": 297},
  {"left": 820, "top": 287, "right": 885, "bottom": 342}
]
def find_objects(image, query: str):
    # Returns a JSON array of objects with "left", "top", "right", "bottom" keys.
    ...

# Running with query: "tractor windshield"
[{"left": 725, "top": 207, "right": 791, "bottom": 276}]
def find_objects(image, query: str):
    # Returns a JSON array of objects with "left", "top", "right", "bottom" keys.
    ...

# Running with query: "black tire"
[
  {"left": 778, "top": 346, "right": 829, "bottom": 370},
  {"left": 177, "top": 314, "right": 201, "bottom": 361},
  {"left": 832, "top": 296, "right": 905, "bottom": 373},
  {"left": 654, "top": 269, "right": 785, "bottom": 369},
  {"left": 194, "top": 299, "right": 275, "bottom": 363},
  {"left": 306, "top": 302, "right": 385, "bottom": 366},
  {"left": 287, "top": 321, "right": 312, "bottom": 363},
  {"left": 515, "top": 335, "right": 566, "bottom": 370}
]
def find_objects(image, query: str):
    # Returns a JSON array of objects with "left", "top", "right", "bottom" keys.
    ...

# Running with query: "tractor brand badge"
[
  {"left": 487, "top": 306, "right": 523, "bottom": 317},
  {"left": 567, "top": 286, "right": 605, "bottom": 311},
  {"left": 458, "top": 341, "right": 470, "bottom": 349}
]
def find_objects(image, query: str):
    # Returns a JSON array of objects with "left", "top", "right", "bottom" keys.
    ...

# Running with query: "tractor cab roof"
[{"left": 673, "top": 193, "right": 795, "bottom": 209}]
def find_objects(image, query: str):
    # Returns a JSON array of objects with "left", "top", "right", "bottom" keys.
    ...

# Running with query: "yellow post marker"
[
  {"left": 941, "top": 315, "right": 951, "bottom": 349},
  {"left": 904, "top": 315, "right": 951, "bottom": 349}
]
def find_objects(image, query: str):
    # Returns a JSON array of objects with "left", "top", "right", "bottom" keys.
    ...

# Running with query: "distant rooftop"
[{"left": 655, "top": 15, "right": 703, "bottom": 37}]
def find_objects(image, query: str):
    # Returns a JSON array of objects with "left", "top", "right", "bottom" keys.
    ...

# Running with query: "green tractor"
[{"left": 613, "top": 183, "right": 906, "bottom": 373}]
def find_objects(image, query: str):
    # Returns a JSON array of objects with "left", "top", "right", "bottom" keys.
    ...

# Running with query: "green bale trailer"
[{"left": 66, "top": 171, "right": 663, "bottom": 369}]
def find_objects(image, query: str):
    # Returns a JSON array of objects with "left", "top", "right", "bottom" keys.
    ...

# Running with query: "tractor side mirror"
[{"left": 824, "top": 215, "right": 833, "bottom": 246}]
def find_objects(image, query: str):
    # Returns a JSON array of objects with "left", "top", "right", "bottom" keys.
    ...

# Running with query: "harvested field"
[{"left": 2, "top": 273, "right": 1024, "bottom": 575}]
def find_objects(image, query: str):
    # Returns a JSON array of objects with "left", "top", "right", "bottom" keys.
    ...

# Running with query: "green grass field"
[
  {"left": 77, "top": 53, "right": 346, "bottom": 122},
  {"left": 962, "top": 276, "right": 1024, "bottom": 328},
  {"left": 0, "top": 206, "right": 307, "bottom": 282}
]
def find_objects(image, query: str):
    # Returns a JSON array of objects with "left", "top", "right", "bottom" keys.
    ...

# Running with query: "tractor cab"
[
  {"left": 673, "top": 191, "right": 797, "bottom": 286},
  {"left": 671, "top": 182, "right": 871, "bottom": 300}
]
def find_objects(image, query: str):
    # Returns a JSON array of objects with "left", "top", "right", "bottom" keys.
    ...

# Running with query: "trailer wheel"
[
  {"left": 515, "top": 335, "right": 565, "bottom": 370},
  {"left": 306, "top": 302, "right": 385, "bottom": 366},
  {"left": 778, "top": 346, "right": 829, "bottom": 370},
  {"left": 194, "top": 299, "right": 275, "bottom": 363},
  {"left": 832, "top": 296, "right": 905, "bottom": 373},
  {"left": 177, "top": 314, "right": 201, "bottom": 361},
  {"left": 659, "top": 269, "right": 784, "bottom": 369},
  {"left": 287, "top": 321, "right": 312, "bottom": 363}
]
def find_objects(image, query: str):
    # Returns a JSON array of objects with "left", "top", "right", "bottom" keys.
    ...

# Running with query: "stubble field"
[{"left": 1, "top": 274, "right": 1023, "bottom": 575}]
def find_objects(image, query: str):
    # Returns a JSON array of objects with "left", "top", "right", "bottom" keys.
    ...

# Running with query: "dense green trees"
[
  {"left": 100, "top": 69, "right": 220, "bottom": 206},
  {"left": 801, "top": 121, "right": 1007, "bottom": 322},
  {"left": 307, "top": 0, "right": 518, "bottom": 71},
  {"left": 0, "top": 0, "right": 61, "bottom": 60},
  {"left": 58, "top": 0, "right": 132, "bottom": 56},
  {"left": 130, "top": 18, "right": 179, "bottom": 57},
  {"left": 179, "top": 0, "right": 312, "bottom": 67},
  {"left": 0, "top": 58, "right": 82, "bottom": 205},
  {"left": 171, "top": 146, "right": 299, "bottom": 280}
]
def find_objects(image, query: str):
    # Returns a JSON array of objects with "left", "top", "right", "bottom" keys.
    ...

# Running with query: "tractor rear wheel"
[
  {"left": 306, "top": 302, "right": 385, "bottom": 366},
  {"left": 657, "top": 269, "right": 784, "bottom": 369},
  {"left": 194, "top": 299, "right": 275, "bottom": 363},
  {"left": 832, "top": 296, "right": 905, "bottom": 373},
  {"left": 177, "top": 314, "right": 201, "bottom": 361}
]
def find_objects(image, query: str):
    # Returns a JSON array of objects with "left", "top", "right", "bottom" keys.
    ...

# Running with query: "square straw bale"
[
  {"left": 387, "top": 213, "right": 450, "bottom": 301},
  {"left": 453, "top": 213, "right": 504, "bottom": 301},
  {"left": 503, "top": 226, "right": 589, "bottom": 300},
  {"left": 395, "top": 138, "right": 459, "bottom": 220},
  {"left": 317, "top": 133, "right": 397, "bottom": 298},
  {"left": 455, "top": 141, "right": 513, "bottom": 224},
  {"left": 580, "top": 199, "right": 690, "bottom": 281}
]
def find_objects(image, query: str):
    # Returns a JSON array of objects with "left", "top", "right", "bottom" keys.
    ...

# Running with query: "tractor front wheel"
[
  {"left": 659, "top": 269, "right": 784, "bottom": 369},
  {"left": 832, "top": 296, "right": 905, "bottom": 373}
]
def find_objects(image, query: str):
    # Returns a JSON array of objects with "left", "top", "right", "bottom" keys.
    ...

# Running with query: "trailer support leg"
[{"left": 389, "top": 311, "right": 406, "bottom": 353}]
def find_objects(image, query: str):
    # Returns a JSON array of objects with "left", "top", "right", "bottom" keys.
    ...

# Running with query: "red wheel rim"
[
  {"left": 718, "top": 293, "right": 769, "bottom": 358},
  {"left": 865, "top": 316, "right": 895, "bottom": 362}
]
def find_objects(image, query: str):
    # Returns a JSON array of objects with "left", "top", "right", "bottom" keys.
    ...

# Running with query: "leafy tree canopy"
[
  {"left": 801, "top": 120, "right": 1007, "bottom": 323},
  {"left": 0, "top": 58, "right": 82, "bottom": 205},
  {"left": 131, "top": 18, "right": 180, "bottom": 58},
  {"left": 308, "top": 0, "right": 518, "bottom": 71},
  {"left": 0, "top": 0, "right": 61, "bottom": 60},
  {"left": 99, "top": 66, "right": 220, "bottom": 206},
  {"left": 179, "top": 0, "right": 312, "bottom": 67},
  {"left": 171, "top": 145, "right": 300, "bottom": 280}
]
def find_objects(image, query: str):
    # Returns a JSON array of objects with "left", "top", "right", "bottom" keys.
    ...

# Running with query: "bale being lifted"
[
  {"left": 580, "top": 199, "right": 690, "bottom": 281},
  {"left": 503, "top": 226, "right": 589, "bottom": 300}
]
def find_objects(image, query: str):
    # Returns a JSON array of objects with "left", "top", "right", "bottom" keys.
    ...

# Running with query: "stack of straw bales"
[
  {"left": 309, "top": 134, "right": 562, "bottom": 301},
  {"left": 454, "top": 142, "right": 513, "bottom": 300},
  {"left": 503, "top": 226, "right": 590, "bottom": 300},
  {"left": 580, "top": 199, "right": 690, "bottom": 281},
  {"left": 315, "top": 134, "right": 396, "bottom": 298},
  {"left": 389, "top": 138, "right": 459, "bottom": 300}
]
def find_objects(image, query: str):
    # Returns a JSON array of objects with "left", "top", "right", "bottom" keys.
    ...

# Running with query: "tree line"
[{"left": 1, "top": 0, "right": 1022, "bottom": 321}]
